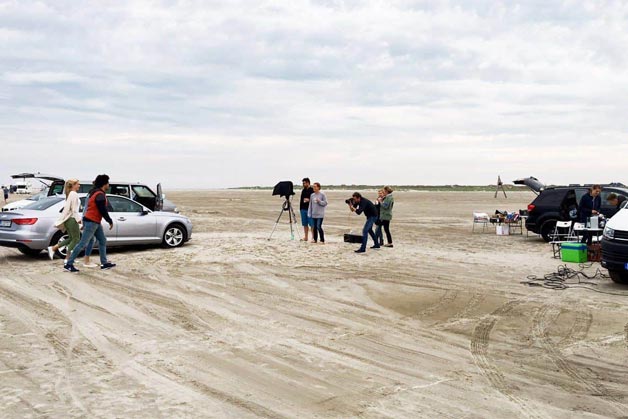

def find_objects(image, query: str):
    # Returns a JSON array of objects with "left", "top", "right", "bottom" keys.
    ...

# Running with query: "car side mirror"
[{"left": 141, "top": 210, "right": 150, "bottom": 215}]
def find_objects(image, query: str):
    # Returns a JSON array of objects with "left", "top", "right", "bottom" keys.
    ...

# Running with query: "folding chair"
[
  {"left": 550, "top": 221, "right": 575, "bottom": 258},
  {"left": 472, "top": 212, "right": 491, "bottom": 233}
]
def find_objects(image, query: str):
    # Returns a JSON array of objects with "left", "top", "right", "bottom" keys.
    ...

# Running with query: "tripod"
[{"left": 268, "top": 196, "right": 300, "bottom": 240}]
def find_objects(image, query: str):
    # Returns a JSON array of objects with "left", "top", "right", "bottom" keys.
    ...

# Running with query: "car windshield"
[{"left": 22, "top": 197, "right": 63, "bottom": 210}]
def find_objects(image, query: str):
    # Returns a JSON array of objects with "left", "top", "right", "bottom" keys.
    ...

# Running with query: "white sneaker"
[
  {"left": 82, "top": 263, "right": 98, "bottom": 268},
  {"left": 47, "top": 246, "right": 55, "bottom": 260}
]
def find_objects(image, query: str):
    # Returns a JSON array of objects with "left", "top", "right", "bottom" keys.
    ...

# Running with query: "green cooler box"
[{"left": 561, "top": 242, "right": 587, "bottom": 263}]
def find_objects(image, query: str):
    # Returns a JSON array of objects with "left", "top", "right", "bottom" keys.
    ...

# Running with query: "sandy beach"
[{"left": 1, "top": 190, "right": 627, "bottom": 418}]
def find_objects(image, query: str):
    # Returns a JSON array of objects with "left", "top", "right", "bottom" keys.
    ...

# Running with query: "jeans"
[
  {"left": 312, "top": 218, "right": 324, "bottom": 242},
  {"left": 374, "top": 220, "right": 392, "bottom": 245},
  {"left": 359, "top": 216, "right": 379, "bottom": 251},
  {"left": 66, "top": 220, "right": 107, "bottom": 266}
]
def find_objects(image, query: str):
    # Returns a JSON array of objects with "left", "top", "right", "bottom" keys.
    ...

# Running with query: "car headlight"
[{"left": 603, "top": 226, "right": 615, "bottom": 240}]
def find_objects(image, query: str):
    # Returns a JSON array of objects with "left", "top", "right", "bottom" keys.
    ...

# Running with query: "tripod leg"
[
  {"left": 288, "top": 202, "right": 295, "bottom": 240},
  {"left": 268, "top": 207, "right": 285, "bottom": 240}
]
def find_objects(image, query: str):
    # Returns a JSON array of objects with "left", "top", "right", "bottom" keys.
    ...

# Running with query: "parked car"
[
  {"left": 11, "top": 173, "right": 179, "bottom": 213},
  {"left": 601, "top": 200, "right": 628, "bottom": 284},
  {"left": 2, "top": 189, "right": 49, "bottom": 212},
  {"left": 0, "top": 194, "right": 192, "bottom": 258},
  {"left": 514, "top": 177, "right": 628, "bottom": 242}
]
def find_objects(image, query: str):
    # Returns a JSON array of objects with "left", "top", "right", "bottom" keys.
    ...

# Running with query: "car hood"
[{"left": 605, "top": 208, "right": 628, "bottom": 230}]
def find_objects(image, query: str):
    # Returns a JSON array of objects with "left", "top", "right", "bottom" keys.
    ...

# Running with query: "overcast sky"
[{"left": 1, "top": 0, "right": 627, "bottom": 189}]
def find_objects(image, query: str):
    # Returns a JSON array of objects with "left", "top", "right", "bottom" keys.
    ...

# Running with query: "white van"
[
  {"left": 14, "top": 182, "right": 32, "bottom": 194},
  {"left": 601, "top": 201, "right": 628, "bottom": 284}
]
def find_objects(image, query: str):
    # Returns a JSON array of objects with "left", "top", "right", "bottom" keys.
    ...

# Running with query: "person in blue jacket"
[{"left": 578, "top": 185, "right": 601, "bottom": 245}]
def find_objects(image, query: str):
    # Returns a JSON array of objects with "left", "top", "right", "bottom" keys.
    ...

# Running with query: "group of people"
[
  {"left": 299, "top": 178, "right": 395, "bottom": 253},
  {"left": 578, "top": 184, "right": 626, "bottom": 245},
  {"left": 47, "top": 174, "right": 116, "bottom": 273}
]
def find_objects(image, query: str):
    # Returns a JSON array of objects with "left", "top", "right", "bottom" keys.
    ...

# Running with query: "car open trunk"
[{"left": 513, "top": 176, "right": 545, "bottom": 195}]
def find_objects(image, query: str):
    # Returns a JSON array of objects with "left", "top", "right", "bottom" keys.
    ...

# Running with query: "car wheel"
[
  {"left": 51, "top": 230, "right": 70, "bottom": 258},
  {"left": 162, "top": 223, "right": 186, "bottom": 248},
  {"left": 608, "top": 270, "right": 628, "bottom": 284},
  {"left": 540, "top": 220, "right": 557, "bottom": 242},
  {"left": 18, "top": 247, "right": 42, "bottom": 257}
]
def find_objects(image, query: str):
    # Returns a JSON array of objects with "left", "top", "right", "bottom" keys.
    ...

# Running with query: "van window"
[
  {"left": 50, "top": 182, "right": 64, "bottom": 195},
  {"left": 110, "top": 185, "right": 131, "bottom": 198},
  {"left": 131, "top": 185, "right": 155, "bottom": 199}
]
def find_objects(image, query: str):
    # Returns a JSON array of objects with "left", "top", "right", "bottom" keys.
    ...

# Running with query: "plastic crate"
[{"left": 561, "top": 242, "right": 587, "bottom": 263}]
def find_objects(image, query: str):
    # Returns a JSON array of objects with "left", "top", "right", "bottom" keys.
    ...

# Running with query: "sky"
[{"left": 1, "top": 0, "right": 627, "bottom": 189}]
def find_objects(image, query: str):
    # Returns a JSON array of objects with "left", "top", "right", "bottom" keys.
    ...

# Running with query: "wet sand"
[{"left": 1, "top": 190, "right": 627, "bottom": 418}]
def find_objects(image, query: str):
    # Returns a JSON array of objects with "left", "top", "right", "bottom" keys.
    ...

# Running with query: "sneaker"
[
  {"left": 47, "top": 246, "right": 55, "bottom": 260},
  {"left": 82, "top": 263, "right": 98, "bottom": 268},
  {"left": 384, "top": 244, "right": 394, "bottom": 248},
  {"left": 63, "top": 264, "right": 79, "bottom": 273},
  {"left": 354, "top": 249, "right": 366, "bottom": 253},
  {"left": 370, "top": 245, "right": 381, "bottom": 249},
  {"left": 101, "top": 262, "right": 116, "bottom": 270}
]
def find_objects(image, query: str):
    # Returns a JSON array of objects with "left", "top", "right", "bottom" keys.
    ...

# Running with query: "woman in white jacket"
[{"left": 47, "top": 179, "right": 82, "bottom": 260}]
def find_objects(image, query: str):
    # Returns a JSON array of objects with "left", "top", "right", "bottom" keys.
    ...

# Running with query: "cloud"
[{"left": 1, "top": 0, "right": 628, "bottom": 188}]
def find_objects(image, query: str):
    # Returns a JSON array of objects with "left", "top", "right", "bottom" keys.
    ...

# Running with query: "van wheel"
[
  {"left": 51, "top": 231, "right": 70, "bottom": 258},
  {"left": 608, "top": 270, "right": 628, "bottom": 284},
  {"left": 18, "top": 247, "right": 42, "bottom": 257},
  {"left": 540, "top": 220, "right": 557, "bottom": 242},
  {"left": 162, "top": 224, "right": 186, "bottom": 248}
]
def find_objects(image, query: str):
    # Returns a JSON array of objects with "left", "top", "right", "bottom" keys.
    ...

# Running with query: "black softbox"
[{"left": 272, "top": 181, "right": 294, "bottom": 198}]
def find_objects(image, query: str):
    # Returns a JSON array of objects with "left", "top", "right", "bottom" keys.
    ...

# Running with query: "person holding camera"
[
  {"left": 299, "top": 178, "right": 314, "bottom": 242},
  {"left": 308, "top": 182, "right": 327, "bottom": 243},
  {"left": 348, "top": 192, "right": 380, "bottom": 253}
]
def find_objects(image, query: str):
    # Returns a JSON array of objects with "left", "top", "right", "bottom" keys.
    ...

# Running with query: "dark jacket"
[
  {"left": 355, "top": 198, "right": 377, "bottom": 218},
  {"left": 300, "top": 187, "right": 314, "bottom": 211},
  {"left": 578, "top": 193, "right": 601, "bottom": 223}
]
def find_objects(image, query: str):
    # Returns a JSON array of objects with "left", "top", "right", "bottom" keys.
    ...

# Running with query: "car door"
[
  {"left": 108, "top": 196, "right": 158, "bottom": 244},
  {"left": 130, "top": 185, "right": 157, "bottom": 211}
]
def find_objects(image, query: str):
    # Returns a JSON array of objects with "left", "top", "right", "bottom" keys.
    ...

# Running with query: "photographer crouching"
[{"left": 347, "top": 192, "right": 380, "bottom": 253}]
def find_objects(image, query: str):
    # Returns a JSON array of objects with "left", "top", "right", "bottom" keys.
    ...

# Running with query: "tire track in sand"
[
  {"left": 557, "top": 309, "right": 592, "bottom": 348},
  {"left": 532, "top": 305, "right": 625, "bottom": 416},
  {"left": 470, "top": 300, "right": 544, "bottom": 419},
  {"left": 435, "top": 292, "right": 485, "bottom": 330},
  {"left": 417, "top": 289, "right": 459, "bottom": 318}
]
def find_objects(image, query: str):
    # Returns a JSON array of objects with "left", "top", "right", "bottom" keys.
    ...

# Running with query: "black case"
[{"left": 343, "top": 233, "right": 363, "bottom": 243}]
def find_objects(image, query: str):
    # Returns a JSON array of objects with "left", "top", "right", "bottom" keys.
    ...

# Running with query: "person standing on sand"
[
  {"left": 64, "top": 174, "right": 116, "bottom": 273},
  {"left": 3, "top": 186, "right": 8, "bottom": 203},
  {"left": 299, "top": 178, "right": 314, "bottom": 242},
  {"left": 47, "top": 179, "right": 82, "bottom": 261},
  {"left": 374, "top": 189, "right": 385, "bottom": 246},
  {"left": 348, "top": 192, "right": 380, "bottom": 253},
  {"left": 308, "top": 182, "right": 328, "bottom": 244},
  {"left": 378, "top": 186, "right": 395, "bottom": 248}
]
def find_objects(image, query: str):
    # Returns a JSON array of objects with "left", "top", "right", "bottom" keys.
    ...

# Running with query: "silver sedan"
[{"left": 0, "top": 194, "right": 193, "bottom": 257}]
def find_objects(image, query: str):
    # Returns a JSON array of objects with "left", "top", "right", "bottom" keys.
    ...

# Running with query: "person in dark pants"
[
  {"left": 379, "top": 186, "right": 395, "bottom": 247},
  {"left": 578, "top": 185, "right": 601, "bottom": 245},
  {"left": 2, "top": 186, "right": 8, "bottom": 203},
  {"left": 348, "top": 192, "right": 380, "bottom": 253},
  {"left": 299, "top": 178, "right": 314, "bottom": 242},
  {"left": 64, "top": 174, "right": 117, "bottom": 272},
  {"left": 606, "top": 193, "right": 627, "bottom": 217},
  {"left": 307, "top": 182, "right": 327, "bottom": 244}
]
